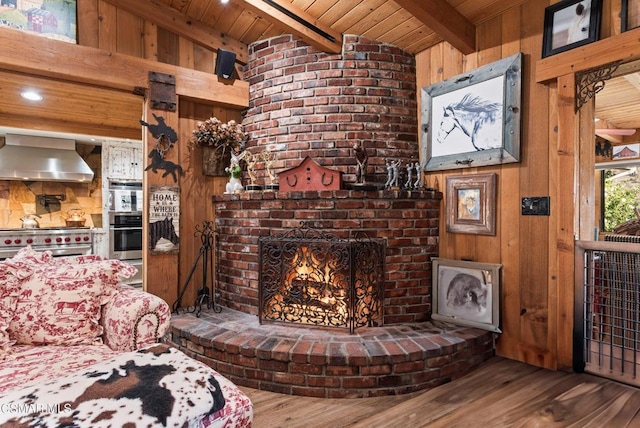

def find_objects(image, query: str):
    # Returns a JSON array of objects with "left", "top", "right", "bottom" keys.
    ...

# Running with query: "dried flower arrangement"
[{"left": 190, "top": 117, "right": 247, "bottom": 155}]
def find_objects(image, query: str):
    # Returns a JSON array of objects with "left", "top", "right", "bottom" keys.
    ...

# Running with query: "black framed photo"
[
  {"left": 542, "top": 0, "right": 602, "bottom": 58},
  {"left": 622, "top": 0, "right": 640, "bottom": 32},
  {"left": 421, "top": 53, "right": 522, "bottom": 171}
]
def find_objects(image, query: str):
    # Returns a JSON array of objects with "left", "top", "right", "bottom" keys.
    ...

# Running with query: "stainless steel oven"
[{"left": 108, "top": 211, "right": 143, "bottom": 260}]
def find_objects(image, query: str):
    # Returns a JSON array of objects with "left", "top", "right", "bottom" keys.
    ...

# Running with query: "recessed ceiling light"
[
  {"left": 221, "top": 0, "right": 229, "bottom": 3},
  {"left": 21, "top": 90, "right": 43, "bottom": 101}
]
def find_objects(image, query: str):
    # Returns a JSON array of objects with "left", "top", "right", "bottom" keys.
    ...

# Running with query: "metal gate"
[{"left": 575, "top": 238, "right": 640, "bottom": 386}]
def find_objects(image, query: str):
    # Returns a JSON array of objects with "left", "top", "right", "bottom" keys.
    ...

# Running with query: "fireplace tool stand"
[{"left": 172, "top": 220, "right": 221, "bottom": 317}]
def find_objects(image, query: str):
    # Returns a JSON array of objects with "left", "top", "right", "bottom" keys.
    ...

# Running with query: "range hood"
[{"left": 0, "top": 134, "right": 94, "bottom": 182}]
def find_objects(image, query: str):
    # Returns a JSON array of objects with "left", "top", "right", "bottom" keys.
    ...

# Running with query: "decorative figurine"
[
  {"left": 413, "top": 162, "right": 422, "bottom": 189},
  {"left": 404, "top": 162, "right": 413, "bottom": 189},
  {"left": 384, "top": 160, "right": 393, "bottom": 189},
  {"left": 261, "top": 149, "right": 278, "bottom": 190},
  {"left": 390, "top": 159, "right": 401, "bottom": 188},
  {"left": 353, "top": 142, "right": 368, "bottom": 185},
  {"left": 244, "top": 151, "right": 261, "bottom": 191},
  {"left": 225, "top": 148, "right": 247, "bottom": 194}
]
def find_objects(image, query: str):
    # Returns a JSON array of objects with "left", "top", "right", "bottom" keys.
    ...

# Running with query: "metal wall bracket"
[
  {"left": 575, "top": 61, "right": 622, "bottom": 112},
  {"left": 149, "top": 71, "right": 176, "bottom": 111}
]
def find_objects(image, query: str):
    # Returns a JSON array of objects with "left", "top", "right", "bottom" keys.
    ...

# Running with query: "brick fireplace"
[
  {"left": 168, "top": 35, "right": 496, "bottom": 397},
  {"left": 214, "top": 189, "right": 440, "bottom": 323}
]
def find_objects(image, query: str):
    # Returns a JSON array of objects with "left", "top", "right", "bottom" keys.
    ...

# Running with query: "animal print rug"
[{"left": 0, "top": 344, "right": 226, "bottom": 427}]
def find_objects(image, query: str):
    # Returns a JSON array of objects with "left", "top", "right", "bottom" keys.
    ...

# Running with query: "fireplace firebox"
[{"left": 258, "top": 223, "right": 385, "bottom": 333}]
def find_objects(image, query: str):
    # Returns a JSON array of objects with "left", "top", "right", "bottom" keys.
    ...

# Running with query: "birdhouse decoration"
[{"left": 278, "top": 156, "right": 342, "bottom": 192}]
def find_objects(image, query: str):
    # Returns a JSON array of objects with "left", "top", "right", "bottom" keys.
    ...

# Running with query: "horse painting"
[{"left": 436, "top": 93, "right": 503, "bottom": 151}]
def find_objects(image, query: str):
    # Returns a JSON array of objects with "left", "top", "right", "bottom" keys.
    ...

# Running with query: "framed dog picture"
[{"left": 431, "top": 258, "right": 502, "bottom": 333}]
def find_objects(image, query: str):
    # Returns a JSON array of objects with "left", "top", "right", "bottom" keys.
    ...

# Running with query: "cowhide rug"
[{"left": 0, "top": 344, "right": 225, "bottom": 427}]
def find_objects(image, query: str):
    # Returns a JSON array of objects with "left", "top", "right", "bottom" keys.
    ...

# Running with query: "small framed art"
[{"left": 445, "top": 173, "right": 497, "bottom": 236}]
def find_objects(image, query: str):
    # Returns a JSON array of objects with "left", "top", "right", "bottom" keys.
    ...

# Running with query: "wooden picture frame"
[
  {"left": 446, "top": 173, "right": 497, "bottom": 236},
  {"left": 0, "top": 0, "right": 77, "bottom": 44},
  {"left": 622, "top": 0, "right": 640, "bottom": 32},
  {"left": 542, "top": 0, "right": 602, "bottom": 58},
  {"left": 421, "top": 53, "right": 522, "bottom": 172},
  {"left": 431, "top": 258, "right": 502, "bottom": 333}
]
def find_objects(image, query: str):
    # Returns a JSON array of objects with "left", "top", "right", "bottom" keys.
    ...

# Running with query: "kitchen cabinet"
[{"left": 105, "top": 144, "right": 143, "bottom": 180}]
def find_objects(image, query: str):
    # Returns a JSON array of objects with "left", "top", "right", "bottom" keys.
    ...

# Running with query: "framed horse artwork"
[{"left": 421, "top": 52, "right": 523, "bottom": 171}]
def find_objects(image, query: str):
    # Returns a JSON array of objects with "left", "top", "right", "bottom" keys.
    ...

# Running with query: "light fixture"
[
  {"left": 21, "top": 90, "right": 43, "bottom": 101},
  {"left": 221, "top": 0, "right": 229, "bottom": 3}
]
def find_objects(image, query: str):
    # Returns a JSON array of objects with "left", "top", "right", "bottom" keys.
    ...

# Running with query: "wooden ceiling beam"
[
  {"left": 238, "top": 0, "right": 343, "bottom": 54},
  {"left": 393, "top": 0, "right": 475, "bottom": 55},
  {"left": 0, "top": 27, "right": 249, "bottom": 109},
  {"left": 102, "top": 0, "right": 248, "bottom": 64}
]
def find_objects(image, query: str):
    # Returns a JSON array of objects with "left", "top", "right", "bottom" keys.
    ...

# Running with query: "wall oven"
[
  {"left": 108, "top": 180, "right": 143, "bottom": 286},
  {"left": 108, "top": 211, "right": 143, "bottom": 260}
]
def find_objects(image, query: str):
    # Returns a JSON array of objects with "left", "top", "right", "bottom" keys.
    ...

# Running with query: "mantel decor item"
[
  {"left": 445, "top": 173, "right": 497, "bottom": 236},
  {"left": 431, "top": 258, "right": 502, "bottom": 333},
  {"left": 542, "top": 0, "right": 602, "bottom": 58},
  {"left": 190, "top": 117, "right": 247, "bottom": 176},
  {"left": 421, "top": 52, "right": 522, "bottom": 171}
]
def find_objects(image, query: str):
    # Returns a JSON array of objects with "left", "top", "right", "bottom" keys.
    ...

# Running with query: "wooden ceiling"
[{"left": 152, "top": 0, "right": 529, "bottom": 56}]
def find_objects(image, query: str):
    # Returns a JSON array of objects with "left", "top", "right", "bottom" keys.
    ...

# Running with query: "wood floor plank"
[{"left": 239, "top": 357, "right": 640, "bottom": 428}]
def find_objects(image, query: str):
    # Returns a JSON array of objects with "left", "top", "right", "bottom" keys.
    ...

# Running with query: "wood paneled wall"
[
  {"left": 0, "top": 1, "right": 246, "bottom": 306},
  {"left": 416, "top": 0, "right": 622, "bottom": 370}
]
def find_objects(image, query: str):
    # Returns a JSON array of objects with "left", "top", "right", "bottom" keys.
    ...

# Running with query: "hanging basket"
[{"left": 202, "top": 146, "right": 231, "bottom": 176}]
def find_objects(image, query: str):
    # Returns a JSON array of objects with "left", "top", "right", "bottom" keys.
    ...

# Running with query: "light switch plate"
[{"left": 522, "top": 196, "right": 550, "bottom": 216}]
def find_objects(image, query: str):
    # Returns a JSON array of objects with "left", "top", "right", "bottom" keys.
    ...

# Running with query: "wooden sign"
[{"left": 149, "top": 186, "right": 180, "bottom": 254}]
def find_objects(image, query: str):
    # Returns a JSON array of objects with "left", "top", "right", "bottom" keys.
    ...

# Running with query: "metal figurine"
[
  {"left": 404, "top": 162, "right": 413, "bottom": 188},
  {"left": 244, "top": 151, "right": 258, "bottom": 187},
  {"left": 413, "top": 162, "right": 422, "bottom": 189},
  {"left": 261, "top": 149, "right": 277, "bottom": 187},
  {"left": 353, "top": 142, "right": 368, "bottom": 184},
  {"left": 390, "top": 159, "right": 401, "bottom": 188},
  {"left": 384, "top": 160, "right": 393, "bottom": 189}
]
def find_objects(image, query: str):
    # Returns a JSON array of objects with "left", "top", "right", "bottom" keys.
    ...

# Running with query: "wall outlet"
[{"left": 522, "top": 196, "right": 550, "bottom": 216}]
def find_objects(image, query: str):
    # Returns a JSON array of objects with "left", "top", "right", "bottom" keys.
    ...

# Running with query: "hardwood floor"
[{"left": 239, "top": 357, "right": 640, "bottom": 427}]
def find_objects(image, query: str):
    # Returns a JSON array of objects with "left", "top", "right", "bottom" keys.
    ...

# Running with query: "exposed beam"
[
  {"left": 393, "top": 0, "right": 475, "bottom": 55},
  {"left": 536, "top": 27, "right": 640, "bottom": 83},
  {"left": 102, "top": 0, "right": 248, "bottom": 64},
  {"left": 0, "top": 27, "right": 249, "bottom": 108},
  {"left": 239, "top": 0, "right": 343, "bottom": 54}
]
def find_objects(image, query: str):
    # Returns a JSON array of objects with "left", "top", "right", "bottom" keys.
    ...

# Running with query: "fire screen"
[{"left": 258, "top": 223, "right": 385, "bottom": 333}]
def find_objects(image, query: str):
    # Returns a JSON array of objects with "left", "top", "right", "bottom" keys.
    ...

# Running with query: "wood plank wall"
[
  {"left": 74, "top": 1, "right": 244, "bottom": 306},
  {"left": 416, "top": 0, "right": 622, "bottom": 370}
]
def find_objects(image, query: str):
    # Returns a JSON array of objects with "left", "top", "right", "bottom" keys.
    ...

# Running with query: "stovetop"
[
  {"left": 0, "top": 227, "right": 91, "bottom": 233},
  {"left": 0, "top": 227, "right": 93, "bottom": 247}
]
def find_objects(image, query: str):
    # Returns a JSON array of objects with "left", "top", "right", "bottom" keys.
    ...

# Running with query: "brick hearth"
[{"left": 168, "top": 308, "right": 496, "bottom": 398}]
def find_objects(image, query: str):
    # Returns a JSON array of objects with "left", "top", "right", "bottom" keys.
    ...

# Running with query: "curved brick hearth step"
[{"left": 167, "top": 307, "right": 496, "bottom": 398}]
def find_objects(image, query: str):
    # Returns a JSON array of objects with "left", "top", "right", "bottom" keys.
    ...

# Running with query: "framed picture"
[
  {"left": 446, "top": 173, "right": 497, "bottom": 236},
  {"left": 541, "top": 0, "right": 602, "bottom": 58},
  {"left": 622, "top": 0, "right": 640, "bottom": 32},
  {"left": 421, "top": 52, "right": 522, "bottom": 172},
  {"left": 431, "top": 258, "right": 502, "bottom": 333},
  {"left": 0, "top": 0, "right": 77, "bottom": 44}
]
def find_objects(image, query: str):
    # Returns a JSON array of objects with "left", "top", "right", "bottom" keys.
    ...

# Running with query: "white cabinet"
[{"left": 105, "top": 144, "right": 143, "bottom": 180}]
